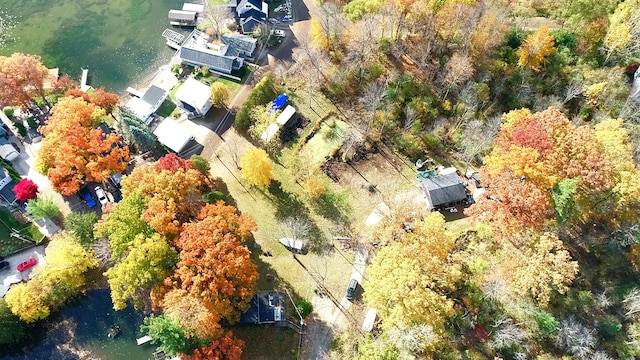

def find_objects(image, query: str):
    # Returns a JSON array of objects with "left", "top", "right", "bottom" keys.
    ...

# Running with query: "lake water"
[
  {"left": 0, "top": 1, "right": 186, "bottom": 358},
  {"left": 0, "top": 0, "right": 185, "bottom": 93},
  {"left": 1, "top": 289, "right": 159, "bottom": 360}
]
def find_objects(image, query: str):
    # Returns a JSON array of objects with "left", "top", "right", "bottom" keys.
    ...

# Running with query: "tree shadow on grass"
[
  {"left": 263, "top": 181, "right": 332, "bottom": 255},
  {"left": 312, "top": 190, "right": 352, "bottom": 225}
]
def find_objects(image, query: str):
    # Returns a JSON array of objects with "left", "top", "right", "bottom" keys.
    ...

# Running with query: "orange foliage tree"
[
  {"left": 170, "top": 202, "right": 258, "bottom": 323},
  {"left": 0, "top": 53, "right": 51, "bottom": 108},
  {"left": 37, "top": 96, "right": 130, "bottom": 195},
  {"left": 121, "top": 154, "right": 205, "bottom": 236},
  {"left": 181, "top": 332, "right": 244, "bottom": 360},
  {"left": 468, "top": 107, "right": 615, "bottom": 237}
]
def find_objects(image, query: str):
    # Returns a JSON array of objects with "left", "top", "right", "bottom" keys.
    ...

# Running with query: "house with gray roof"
[
  {"left": 0, "top": 166, "right": 17, "bottom": 205},
  {"left": 240, "top": 16, "right": 266, "bottom": 35},
  {"left": 221, "top": 33, "right": 257, "bottom": 58},
  {"left": 179, "top": 30, "right": 249, "bottom": 74},
  {"left": 237, "top": 0, "right": 268, "bottom": 18},
  {"left": 125, "top": 85, "right": 168, "bottom": 124},
  {"left": 419, "top": 172, "right": 468, "bottom": 210}
]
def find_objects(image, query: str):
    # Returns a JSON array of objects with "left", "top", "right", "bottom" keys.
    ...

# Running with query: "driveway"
[{"left": 0, "top": 245, "right": 46, "bottom": 298}]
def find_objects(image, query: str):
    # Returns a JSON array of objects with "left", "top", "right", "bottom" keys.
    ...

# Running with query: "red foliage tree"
[
  {"left": 155, "top": 153, "right": 192, "bottom": 172},
  {"left": 12, "top": 178, "right": 38, "bottom": 202}
]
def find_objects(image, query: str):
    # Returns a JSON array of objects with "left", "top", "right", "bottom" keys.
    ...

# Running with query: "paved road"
[{"left": 0, "top": 245, "right": 45, "bottom": 298}]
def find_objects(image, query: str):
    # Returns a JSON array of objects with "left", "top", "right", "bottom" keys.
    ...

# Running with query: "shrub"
[
  {"left": 190, "top": 155, "right": 210, "bottom": 175},
  {"left": 3, "top": 107, "right": 14, "bottom": 118},
  {"left": 26, "top": 197, "right": 61, "bottom": 220},
  {"left": 534, "top": 311, "right": 559, "bottom": 336},
  {"left": 64, "top": 212, "right": 100, "bottom": 246},
  {"left": 296, "top": 300, "right": 313, "bottom": 318},
  {"left": 206, "top": 191, "right": 226, "bottom": 203}
]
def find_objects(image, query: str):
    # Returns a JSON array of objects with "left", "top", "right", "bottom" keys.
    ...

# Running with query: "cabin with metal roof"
[
  {"left": 168, "top": 9, "right": 198, "bottom": 26},
  {"left": 419, "top": 172, "right": 468, "bottom": 210}
]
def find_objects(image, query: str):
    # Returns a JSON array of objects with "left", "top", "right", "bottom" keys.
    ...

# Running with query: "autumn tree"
[
  {"left": 517, "top": 26, "right": 556, "bottom": 71},
  {"left": 364, "top": 213, "right": 461, "bottom": 334},
  {"left": 603, "top": 0, "right": 640, "bottom": 61},
  {"left": 95, "top": 192, "right": 155, "bottom": 259},
  {"left": 496, "top": 233, "right": 578, "bottom": 306},
  {"left": 468, "top": 107, "right": 616, "bottom": 236},
  {"left": 171, "top": 205, "right": 258, "bottom": 323},
  {"left": 0, "top": 53, "right": 51, "bottom": 108},
  {"left": 182, "top": 332, "right": 244, "bottom": 360},
  {"left": 37, "top": 96, "right": 130, "bottom": 195},
  {"left": 239, "top": 147, "right": 273, "bottom": 187},
  {"left": 12, "top": 178, "right": 38, "bottom": 202},
  {"left": 5, "top": 232, "right": 98, "bottom": 322},
  {"left": 121, "top": 155, "right": 204, "bottom": 236},
  {"left": 162, "top": 289, "right": 223, "bottom": 339},
  {"left": 64, "top": 212, "right": 100, "bottom": 246},
  {"left": 105, "top": 233, "right": 177, "bottom": 310},
  {"left": 210, "top": 82, "right": 230, "bottom": 108}
]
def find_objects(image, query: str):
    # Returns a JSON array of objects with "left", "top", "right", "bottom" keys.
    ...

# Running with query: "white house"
[
  {"left": 175, "top": 78, "right": 213, "bottom": 116},
  {"left": 153, "top": 118, "right": 195, "bottom": 153},
  {"left": 125, "top": 85, "right": 168, "bottom": 124}
]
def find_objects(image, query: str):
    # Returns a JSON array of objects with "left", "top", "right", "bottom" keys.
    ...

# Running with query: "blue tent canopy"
[{"left": 270, "top": 94, "right": 288, "bottom": 112}]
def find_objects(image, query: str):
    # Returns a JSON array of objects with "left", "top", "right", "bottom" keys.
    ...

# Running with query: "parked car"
[
  {"left": 272, "top": 29, "right": 286, "bottom": 38},
  {"left": 346, "top": 278, "right": 358, "bottom": 302},
  {"left": 79, "top": 187, "right": 97, "bottom": 208},
  {"left": 280, "top": 16, "right": 291, "bottom": 22},
  {"left": 267, "top": 18, "right": 279, "bottom": 25},
  {"left": 95, "top": 186, "right": 109, "bottom": 206},
  {"left": 0, "top": 261, "right": 9, "bottom": 271},
  {"left": 17, "top": 257, "right": 37, "bottom": 272}
]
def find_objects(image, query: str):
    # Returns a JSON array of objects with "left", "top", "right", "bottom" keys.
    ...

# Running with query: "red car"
[{"left": 17, "top": 257, "right": 37, "bottom": 272}]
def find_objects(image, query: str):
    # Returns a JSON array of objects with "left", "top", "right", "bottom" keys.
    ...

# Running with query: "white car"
[
  {"left": 273, "top": 29, "right": 286, "bottom": 38},
  {"left": 94, "top": 186, "right": 109, "bottom": 206}
]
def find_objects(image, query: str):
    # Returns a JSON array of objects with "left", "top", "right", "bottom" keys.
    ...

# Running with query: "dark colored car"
[
  {"left": 17, "top": 257, "right": 37, "bottom": 272},
  {"left": 346, "top": 279, "right": 358, "bottom": 302},
  {"left": 0, "top": 261, "right": 9, "bottom": 271},
  {"left": 79, "top": 187, "right": 97, "bottom": 208}
]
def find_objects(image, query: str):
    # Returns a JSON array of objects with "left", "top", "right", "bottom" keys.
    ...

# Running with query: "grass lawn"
[
  {"left": 209, "top": 130, "right": 356, "bottom": 302},
  {"left": 207, "top": 0, "right": 232, "bottom": 5},
  {"left": 155, "top": 100, "right": 176, "bottom": 118},
  {"left": 0, "top": 208, "right": 43, "bottom": 256},
  {"left": 301, "top": 118, "right": 347, "bottom": 168},
  {"left": 232, "top": 326, "right": 299, "bottom": 360}
]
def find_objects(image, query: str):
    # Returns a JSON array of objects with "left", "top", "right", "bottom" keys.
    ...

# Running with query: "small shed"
[
  {"left": 153, "top": 118, "right": 194, "bottom": 153},
  {"left": 420, "top": 172, "right": 467, "bottom": 210},
  {"left": 168, "top": 10, "right": 197, "bottom": 26},
  {"left": 182, "top": 3, "right": 204, "bottom": 14},
  {"left": 260, "top": 123, "right": 280, "bottom": 142},
  {"left": 175, "top": 78, "right": 213, "bottom": 116},
  {"left": 276, "top": 105, "right": 296, "bottom": 126}
]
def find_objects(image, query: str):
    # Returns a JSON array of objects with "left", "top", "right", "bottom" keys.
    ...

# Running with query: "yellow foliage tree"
[
  {"left": 210, "top": 82, "right": 230, "bottom": 109},
  {"left": 239, "top": 147, "right": 273, "bottom": 187},
  {"left": 364, "top": 213, "right": 461, "bottom": 332},
  {"left": 517, "top": 26, "right": 556, "bottom": 71},
  {"left": 309, "top": 18, "right": 330, "bottom": 50},
  {"left": 498, "top": 233, "right": 578, "bottom": 306},
  {"left": 5, "top": 232, "right": 98, "bottom": 322},
  {"left": 604, "top": 2, "right": 632, "bottom": 60}
]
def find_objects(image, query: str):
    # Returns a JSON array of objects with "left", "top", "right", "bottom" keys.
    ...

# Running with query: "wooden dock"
[
  {"left": 126, "top": 87, "right": 144, "bottom": 98},
  {"left": 80, "top": 68, "right": 92, "bottom": 92}
]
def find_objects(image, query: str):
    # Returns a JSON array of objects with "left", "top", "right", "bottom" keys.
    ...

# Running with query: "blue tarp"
[{"left": 270, "top": 94, "right": 288, "bottom": 112}]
